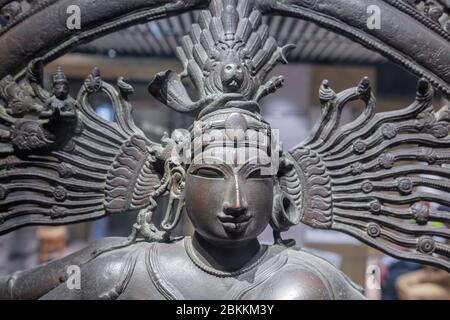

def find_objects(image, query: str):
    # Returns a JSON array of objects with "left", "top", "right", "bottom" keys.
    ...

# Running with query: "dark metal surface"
[
  {"left": 285, "top": 77, "right": 450, "bottom": 270},
  {"left": 0, "top": 0, "right": 449, "bottom": 300},
  {"left": 75, "top": 13, "right": 384, "bottom": 65},
  {"left": 0, "top": 0, "right": 209, "bottom": 78},
  {"left": 0, "top": 64, "right": 162, "bottom": 233},
  {"left": 0, "top": 238, "right": 365, "bottom": 299}
]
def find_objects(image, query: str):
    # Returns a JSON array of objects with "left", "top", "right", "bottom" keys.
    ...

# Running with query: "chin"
[{"left": 222, "top": 222, "right": 250, "bottom": 235}]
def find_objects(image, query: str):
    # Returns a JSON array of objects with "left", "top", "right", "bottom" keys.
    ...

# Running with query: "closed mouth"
[
  {"left": 217, "top": 213, "right": 252, "bottom": 224},
  {"left": 217, "top": 213, "right": 251, "bottom": 232},
  {"left": 220, "top": 221, "right": 250, "bottom": 233}
]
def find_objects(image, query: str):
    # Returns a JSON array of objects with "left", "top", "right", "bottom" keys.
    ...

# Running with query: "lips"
[{"left": 217, "top": 212, "right": 251, "bottom": 223}]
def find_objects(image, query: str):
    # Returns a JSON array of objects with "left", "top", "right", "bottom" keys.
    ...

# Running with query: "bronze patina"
[{"left": 0, "top": 0, "right": 449, "bottom": 300}]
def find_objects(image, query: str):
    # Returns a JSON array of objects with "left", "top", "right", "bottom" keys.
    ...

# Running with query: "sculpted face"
[
  {"left": 220, "top": 62, "right": 245, "bottom": 93},
  {"left": 53, "top": 82, "right": 68, "bottom": 100},
  {"left": 185, "top": 146, "right": 274, "bottom": 244}
]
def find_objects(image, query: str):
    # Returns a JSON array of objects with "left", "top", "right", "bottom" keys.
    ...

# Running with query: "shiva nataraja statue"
[{"left": 0, "top": 0, "right": 449, "bottom": 299}]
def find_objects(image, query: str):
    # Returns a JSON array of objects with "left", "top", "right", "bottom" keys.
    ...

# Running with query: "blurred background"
[{"left": 1, "top": 13, "right": 449, "bottom": 299}]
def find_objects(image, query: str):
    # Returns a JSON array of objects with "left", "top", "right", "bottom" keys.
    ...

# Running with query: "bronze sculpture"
[{"left": 0, "top": 0, "right": 449, "bottom": 299}]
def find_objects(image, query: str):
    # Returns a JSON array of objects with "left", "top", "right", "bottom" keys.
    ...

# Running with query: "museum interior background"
[{"left": 0, "top": 11, "right": 449, "bottom": 299}]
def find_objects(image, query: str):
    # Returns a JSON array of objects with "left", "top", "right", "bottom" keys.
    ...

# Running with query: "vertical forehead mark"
[{"left": 234, "top": 172, "right": 241, "bottom": 208}]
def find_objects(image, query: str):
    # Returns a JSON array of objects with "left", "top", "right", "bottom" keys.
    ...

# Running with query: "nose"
[
  {"left": 225, "top": 63, "right": 235, "bottom": 71},
  {"left": 223, "top": 202, "right": 247, "bottom": 216},
  {"left": 223, "top": 175, "right": 248, "bottom": 216}
]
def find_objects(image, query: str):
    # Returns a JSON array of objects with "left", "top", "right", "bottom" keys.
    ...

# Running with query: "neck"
[{"left": 190, "top": 232, "right": 262, "bottom": 272}]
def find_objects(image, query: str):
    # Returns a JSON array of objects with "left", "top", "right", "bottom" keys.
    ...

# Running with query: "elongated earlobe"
[{"left": 270, "top": 190, "right": 300, "bottom": 233}]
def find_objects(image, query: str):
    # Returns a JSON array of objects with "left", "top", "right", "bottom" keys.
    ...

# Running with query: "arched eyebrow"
[{"left": 189, "top": 149, "right": 273, "bottom": 175}]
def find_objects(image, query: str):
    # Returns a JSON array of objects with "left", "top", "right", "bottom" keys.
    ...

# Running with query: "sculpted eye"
[{"left": 193, "top": 168, "right": 224, "bottom": 178}]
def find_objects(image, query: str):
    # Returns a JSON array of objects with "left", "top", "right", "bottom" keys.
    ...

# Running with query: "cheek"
[
  {"left": 185, "top": 175, "right": 225, "bottom": 222},
  {"left": 244, "top": 180, "right": 273, "bottom": 223}
]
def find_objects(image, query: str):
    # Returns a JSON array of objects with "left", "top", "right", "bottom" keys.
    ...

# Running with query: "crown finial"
[{"left": 148, "top": 0, "right": 296, "bottom": 119}]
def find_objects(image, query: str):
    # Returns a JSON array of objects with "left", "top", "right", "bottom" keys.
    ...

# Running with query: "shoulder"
[
  {"left": 256, "top": 246, "right": 365, "bottom": 300},
  {"left": 3, "top": 237, "right": 136, "bottom": 300}
]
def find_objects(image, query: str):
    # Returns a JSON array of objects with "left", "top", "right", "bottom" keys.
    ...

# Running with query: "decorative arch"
[{"left": 0, "top": 0, "right": 449, "bottom": 98}]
